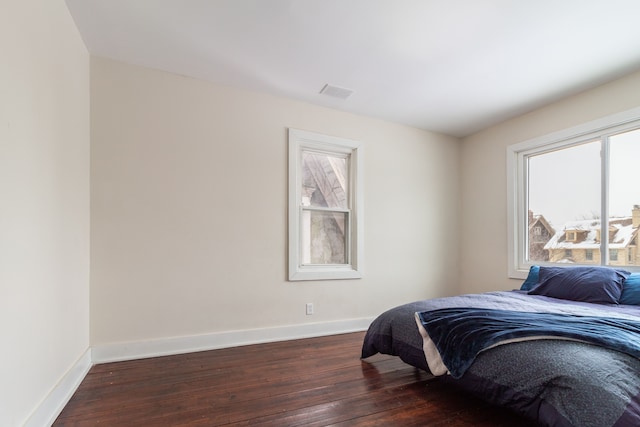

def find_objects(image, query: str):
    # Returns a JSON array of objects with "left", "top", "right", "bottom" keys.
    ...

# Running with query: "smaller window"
[
  {"left": 586, "top": 249, "right": 593, "bottom": 261},
  {"left": 534, "top": 226, "right": 542, "bottom": 236},
  {"left": 564, "top": 249, "right": 572, "bottom": 258},
  {"left": 288, "top": 129, "right": 364, "bottom": 281},
  {"left": 566, "top": 231, "right": 576, "bottom": 242}
]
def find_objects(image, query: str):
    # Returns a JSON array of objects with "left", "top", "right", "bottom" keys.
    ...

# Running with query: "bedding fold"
[{"left": 416, "top": 307, "right": 640, "bottom": 379}]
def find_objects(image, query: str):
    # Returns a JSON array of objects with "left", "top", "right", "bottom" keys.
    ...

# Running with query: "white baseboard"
[
  {"left": 20, "top": 319, "right": 374, "bottom": 425},
  {"left": 92, "top": 317, "right": 374, "bottom": 364},
  {"left": 24, "top": 348, "right": 92, "bottom": 427}
]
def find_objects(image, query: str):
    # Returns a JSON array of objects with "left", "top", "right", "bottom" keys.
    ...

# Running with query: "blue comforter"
[{"left": 416, "top": 307, "right": 640, "bottom": 379}]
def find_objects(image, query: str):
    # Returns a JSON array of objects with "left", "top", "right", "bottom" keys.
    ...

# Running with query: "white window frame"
[
  {"left": 288, "top": 128, "right": 364, "bottom": 281},
  {"left": 507, "top": 106, "right": 640, "bottom": 279}
]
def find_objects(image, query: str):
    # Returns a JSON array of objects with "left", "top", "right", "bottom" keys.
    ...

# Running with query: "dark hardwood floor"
[{"left": 54, "top": 332, "right": 533, "bottom": 426}]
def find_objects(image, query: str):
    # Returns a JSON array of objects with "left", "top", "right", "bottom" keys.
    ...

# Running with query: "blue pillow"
[
  {"left": 520, "top": 265, "right": 540, "bottom": 291},
  {"left": 528, "top": 266, "right": 630, "bottom": 304},
  {"left": 620, "top": 273, "right": 640, "bottom": 305}
]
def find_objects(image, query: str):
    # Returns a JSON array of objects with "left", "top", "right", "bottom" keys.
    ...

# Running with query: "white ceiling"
[{"left": 65, "top": 0, "right": 640, "bottom": 137}]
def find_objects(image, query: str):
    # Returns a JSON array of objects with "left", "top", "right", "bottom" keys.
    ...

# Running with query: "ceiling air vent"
[{"left": 319, "top": 84, "right": 353, "bottom": 100}]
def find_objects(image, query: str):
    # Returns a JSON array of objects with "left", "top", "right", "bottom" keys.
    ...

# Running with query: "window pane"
[
  {"left": 609, "top": 128, "right": 640, "bottom": 266},
  {"left": 301, "top": 151, "right": 348, "bottom": 209},
  {"left": 527, "top": 141, "right": 601, "bottom": 264},
  {"left": 301, "top": 210, "right": 347, "bottom": 265}
]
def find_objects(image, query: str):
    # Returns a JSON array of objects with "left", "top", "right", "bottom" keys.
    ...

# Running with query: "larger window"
[
  {"left": 288, "top": 129, "right": 363, "bottom": 281},
  {"left": 507, "top": 107, "right": 640, "bottom": 277}
]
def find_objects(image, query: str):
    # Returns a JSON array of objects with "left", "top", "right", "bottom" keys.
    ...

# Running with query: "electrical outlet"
[{"left": 306, "top": 303, "right": 314, "bottom": 315}]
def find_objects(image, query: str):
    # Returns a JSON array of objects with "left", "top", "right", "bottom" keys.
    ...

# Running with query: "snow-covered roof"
[{"left": 543, "top": 217, "right": 637, "bottom": 250}]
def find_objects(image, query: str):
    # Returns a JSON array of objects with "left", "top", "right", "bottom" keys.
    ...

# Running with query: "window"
[
  {"left": 586, "top": 250, "right": 593, "bottom": 261},
  {"left": 288, "top": 129, "right": 363, "bottom": 281},
  {"left": 610, "top": 249, "right": 619, "bottom": 262},
  {"left": 507, "top": 107, "right": 640, "bottom": 277},
  {"left": 564, "top": 249, "right": 572, "bottom": 258}
]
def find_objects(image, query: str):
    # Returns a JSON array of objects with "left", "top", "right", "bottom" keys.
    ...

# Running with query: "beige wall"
[
  {"left": 0, "top": 1, "right": 90, "bottom": 425},
  {"left": 460, "top": 70, "right": 640, "bottom": 294},
  {"left": 90, "top": 58, "right": 461, "bottom": 346}
]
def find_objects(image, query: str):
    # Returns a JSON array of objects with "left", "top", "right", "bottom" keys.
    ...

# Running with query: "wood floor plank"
[{"left": 54, "top": 332, "right": 533, "bottom": 426}]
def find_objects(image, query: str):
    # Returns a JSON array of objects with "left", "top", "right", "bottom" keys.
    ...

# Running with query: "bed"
[{"left": 361, "top": 266, "right": 640, "bottom": 427}]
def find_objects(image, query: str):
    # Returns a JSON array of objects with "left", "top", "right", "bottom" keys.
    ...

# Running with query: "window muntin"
[
  {"left": 508, "top": 108, "right": 640, "bottom": 277},
  {"left": 288, "top": 129, "right": 363, "bottom": 281}
]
